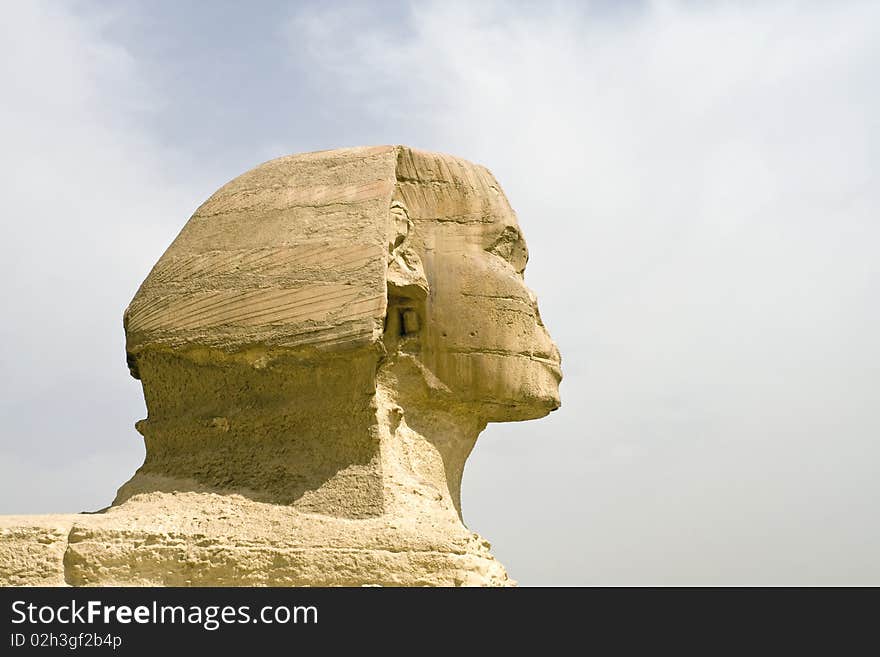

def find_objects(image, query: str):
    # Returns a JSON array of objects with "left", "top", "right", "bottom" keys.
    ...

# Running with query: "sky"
[{"left": 1, "top": 0, "right": 878, "bottom": 585}]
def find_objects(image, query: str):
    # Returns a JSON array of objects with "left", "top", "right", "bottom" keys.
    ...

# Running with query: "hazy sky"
[{"left": 1, "top": 0, "right": 878, "bottom": 585}]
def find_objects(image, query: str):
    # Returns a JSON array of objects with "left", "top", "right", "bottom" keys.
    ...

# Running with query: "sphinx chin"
[
  {"left": 477, "top": 389, "right": 562, "bottom": 424},
  {"left": 489, "top": 392, "right": 561, "bottom": 423}
]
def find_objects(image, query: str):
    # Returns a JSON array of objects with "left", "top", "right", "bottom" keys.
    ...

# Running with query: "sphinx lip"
[{"left": 530, "top": 355, "right": 563, "bottom": 382}]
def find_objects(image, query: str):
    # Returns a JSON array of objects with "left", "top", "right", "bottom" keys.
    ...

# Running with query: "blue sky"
[{"left": 1, "top": 0, "right": 878, "bottom": 584}]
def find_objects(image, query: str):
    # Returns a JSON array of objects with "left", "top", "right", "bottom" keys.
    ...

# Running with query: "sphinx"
[{"left": 0, "top": 146, "right": 561, "bottom": 586}]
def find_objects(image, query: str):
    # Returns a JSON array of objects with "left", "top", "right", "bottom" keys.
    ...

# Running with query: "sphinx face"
[
  {"left": 412, "top": 216, "right": 560, "bottom": 422},
  {"left": 393, "top": 150, "right": 562, "bottom": 422}
]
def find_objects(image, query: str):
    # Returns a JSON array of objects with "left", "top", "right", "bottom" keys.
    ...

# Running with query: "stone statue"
[{"left": 0, "top": 146, "right": 561, "bottom": 586}]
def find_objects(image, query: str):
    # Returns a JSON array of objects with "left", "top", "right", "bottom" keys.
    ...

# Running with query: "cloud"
[
  {"left": 287, "top": 0, "right": 880, "bottom": 583},
  {"left": 0, "top": 2, "right": 204, "bottom": 512}
]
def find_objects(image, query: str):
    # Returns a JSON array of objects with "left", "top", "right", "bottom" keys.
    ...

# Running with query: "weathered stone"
[{"left": 0, "top": 146, "right": 561, "bottom": 586}]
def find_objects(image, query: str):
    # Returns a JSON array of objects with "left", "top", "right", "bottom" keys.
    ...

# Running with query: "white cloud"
[{"left": 288, "top": 0, "right": 880, "bottom": 583}]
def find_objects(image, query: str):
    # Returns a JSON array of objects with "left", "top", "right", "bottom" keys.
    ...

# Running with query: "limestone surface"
[{"left": 0, "top": 146, "right": 561, "bottom": 586}]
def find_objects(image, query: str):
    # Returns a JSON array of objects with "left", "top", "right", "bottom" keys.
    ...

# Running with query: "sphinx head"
[
  {"left": 121, "top": 146, "right": 559, "bottom": 509},
  {"left": 126, "top": 146, "right": 559, "bottom": 418}
]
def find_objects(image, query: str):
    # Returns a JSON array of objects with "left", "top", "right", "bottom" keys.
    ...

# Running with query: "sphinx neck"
[
  {"left": 115, "top": 348, "right": 483, "bottom": 525},
  {"left": 374, "top": 381, "right": 484, "bottom": 522}
]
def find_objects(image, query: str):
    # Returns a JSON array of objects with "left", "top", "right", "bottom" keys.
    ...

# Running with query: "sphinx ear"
[
  {"left": 385, "top": 201, "right": 428, "bottom": 339},
  {"left": 381, "top": 202, "right": 451, "bottom": 400}
]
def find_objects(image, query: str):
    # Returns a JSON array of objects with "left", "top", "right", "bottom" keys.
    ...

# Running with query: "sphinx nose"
[
  {"left": 526, "top": 289, "right": 559, "bottom": 363},
  {"left": 536, "top": 322, "right": 560, "bottom": 365},
  {"left": 527, "top": 288, "right": 547, "bottom": 326},
  {"left": 548, "top": 339, "right": 561, "bottom": 365}
]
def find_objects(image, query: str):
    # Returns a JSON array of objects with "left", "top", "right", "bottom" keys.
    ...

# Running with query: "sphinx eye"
[{"left": 487, "top": 226, "right": 529, "bottom": 274}]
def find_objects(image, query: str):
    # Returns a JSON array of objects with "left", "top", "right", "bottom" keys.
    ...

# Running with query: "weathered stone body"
[{"left": 1, "top": 146, "right": 561, "bottom": 586}]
